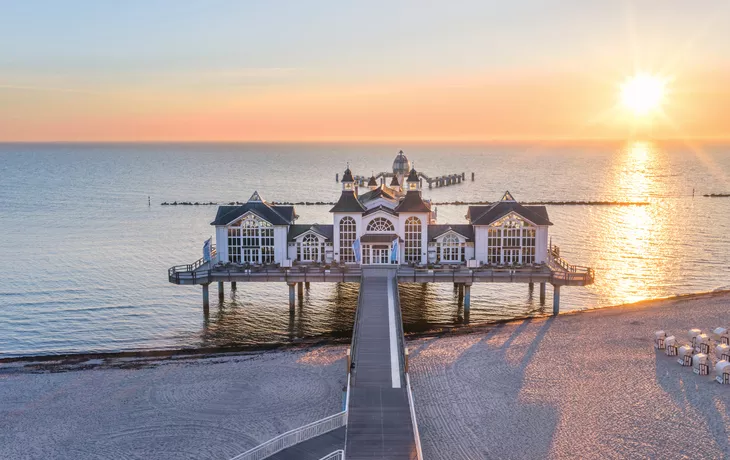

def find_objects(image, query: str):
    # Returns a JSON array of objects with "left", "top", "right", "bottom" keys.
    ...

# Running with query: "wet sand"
[{"left": 1, "top": 292, "right": 728, "bottom": 459}]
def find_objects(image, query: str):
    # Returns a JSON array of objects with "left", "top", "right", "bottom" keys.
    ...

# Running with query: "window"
[
  {"left": 298, "top": 234, "right": 322, "bottom": 262},
  {"left": 486, "top": 214, "right": 537, "bottom": 264},
  {"left": 339, "top": 217, "right": 357, "bottom": 263},
  {"left": 439, "top": 234, "right": 464, "bottom": 262},
  {"left": 366, "top": 217, "right": 395, "bottom": 232},
  {"left": 487, "top": 228, "right": 501, "bottom": 264},
  {"left": 228, "top": 214, "right": 275, "bottom": 264},
  {"left": 228, "top": 227, "right": 241, "bottom": 262},
  {"left": 404, "top": 216, "right": 422, "bottom": 263}
]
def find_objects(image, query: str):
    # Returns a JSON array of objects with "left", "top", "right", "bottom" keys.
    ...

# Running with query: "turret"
[
  {"left": 342, "top": 166, "right": 354, "bottom": 192},
  {"left": 368, "top": 174, "right": 378, "bottom": 191},
  {"left": 389, "top": 174, "right": 401, "bottom": 193},
  {"left": 406, "top": 166, "right": 420, "bottom": 192}
]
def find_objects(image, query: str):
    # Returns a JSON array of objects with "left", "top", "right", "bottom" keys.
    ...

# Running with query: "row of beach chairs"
[{"left": 655, "top": 327, "right": 730, "bottom": 384}]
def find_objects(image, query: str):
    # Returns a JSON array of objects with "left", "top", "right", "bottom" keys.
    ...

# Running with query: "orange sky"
[{"left": 2, "top": 2, "right": 729, "bottom": 142}]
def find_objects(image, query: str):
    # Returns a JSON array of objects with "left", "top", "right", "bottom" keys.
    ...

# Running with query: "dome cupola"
[{"left": 392, "top": 150, "right": 411, "bottom": 176}]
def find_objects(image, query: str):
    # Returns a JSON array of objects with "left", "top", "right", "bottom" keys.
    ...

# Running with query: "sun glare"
[{"left": 620, "top": 74, "right": 666, "bottom": 116}]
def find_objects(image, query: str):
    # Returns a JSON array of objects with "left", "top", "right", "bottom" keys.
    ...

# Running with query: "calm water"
[{"left": 1, "top": 141, "right": 729, "bottom": 358}]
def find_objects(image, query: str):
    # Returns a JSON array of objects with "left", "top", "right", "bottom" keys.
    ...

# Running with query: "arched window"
[
  {"left": 366, "top": 217, "right": 395, "bottom": 232},
  {"left": 298, "top": 234, "right": 322, "bottom": 262},
  {"left": 439, "top": 234, "right": 463, "bottom": 263},
  {"left": 404, "top": 217, "right": 422, "bottom": 263},
  {"left": 339, "top": 217, "right": 357, "bottom": 263},
  {"left": 487, "top": 213, "right": 536, "bottom": 265},
  {"left": 228, "top": 214, "right": 275, "bottom": 264}
]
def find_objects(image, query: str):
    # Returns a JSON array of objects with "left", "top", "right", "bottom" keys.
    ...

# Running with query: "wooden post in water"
[
  {"left": 305, "top": 281, "right": 310, "bottom": 290},
  {"left": 288, "top": 282, "right": 296, "bottom": 310},
  {"left": 298, "top": 281, "right": 304, "bottom": 297},
  {"left": 552, "top": 284, "right": 561, "bottom": 315},
  {"left": 231, "top": 281, "right": 237, "bottom": 290},
  {"left": 202, "top": 283, "right": 210, "bottom": 313},
  {"left": 464, "top": 283, "right": 471, "bottom": 313},
  {"left": 457, "top": 283, "right": 464, "bottom": 305},
  {"left": 218, "top": 281, "right": 224, "bottom": 301},
  {"left": 529, "top": 282, "right": 534, "bottom": 293},
  {"left": 539, "top": 282, "right": 546, "bottom": 305}
]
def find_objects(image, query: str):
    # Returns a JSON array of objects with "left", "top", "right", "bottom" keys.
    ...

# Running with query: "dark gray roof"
[
  {"left": 363, "top": 205, "right": 398, "bottom": 217},
  {"left": 330, "top": 191, "right": 366, "bottom": 213},
  {"left": 342, "top": 167, "right": 354, "bottom": 182},
  {"left": 390, "top": 175, "right": 400, "bottom": 186},
  {"left": 289, "top": 224, "right": 334, "bottom": 241},
  {"left": 406, "top": 168, "right": 419, "bottom": 183},
  {"left": 468, "top": 202, "right": 552, "bottom": 226},
  {"left": 368, "top": 176, "right": 378, "bottom": 187},
  {"left": 211, "top": 201, "right": 296, "bottom": 226},
  {"left": 358, "top": 185, "right": 397, "bottom": 205},
  {"left": 394, "top": 191, "right": 431, "bottom": 213},
  {"left": 361, "top": 233, "right": 403, "bottom": 243},
  {"left": 427, "top": 224, "right": 474, "bottom": 241}
]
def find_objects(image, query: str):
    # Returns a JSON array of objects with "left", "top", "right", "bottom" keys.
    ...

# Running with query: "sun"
[{"left": 620, "top": 73, "right": 666, "bottom": 116}]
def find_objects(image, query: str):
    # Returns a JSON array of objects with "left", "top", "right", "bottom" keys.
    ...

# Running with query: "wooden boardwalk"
[{"left": 345, "top": 268, "right": 418, "bottom": 459}]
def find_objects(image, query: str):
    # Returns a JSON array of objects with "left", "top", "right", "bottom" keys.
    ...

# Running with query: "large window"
[
  {"left": 366, "top": 217, "right": 395, "bottom": 232},
  {"left": 438, "top": 234, "right": 464, "bottom": 262},
  {"left": 486, "top": 214, "right": 536, "bottom": 265},
  {"left": 404, "top": 216, "right": 422, "bottom": 263},
  {"left": 339, "top": 217, "right": 357, "bottom": 263},
  {"left": 297, "top": 234, "right": 323, "bottom": 262},
  {"left": 227, "top": 214, "right": 275, "bottom": 264}
]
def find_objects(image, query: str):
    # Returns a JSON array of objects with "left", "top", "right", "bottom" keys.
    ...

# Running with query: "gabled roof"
[
  {"left": 363, "top": 205, "right": 398, "bottom": 217},
  {"left": 358, "top": 185, "right": 397, "bottom": 205},
  {"left": 288, "top": 224, "right": 334, "bottom": 241},
  {"left": 330, "top": 190, "right": 366, "bottom": 213},
  {"left": 211, "top": 201, "right": 295, "bottom": 226},
  {"left": 406, "top": 167, "right": 420, "bottom": 183},
  {"left": 468, "top": 202, "right": 552, "bottom": 226},
  {"left": 427, "top": 224, "right": 474, "bottom": 241},
  {"left": 394, "top": 191, "right": 431, "bottom": 213}
]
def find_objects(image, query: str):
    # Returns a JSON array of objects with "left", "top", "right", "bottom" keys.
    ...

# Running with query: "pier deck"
[{"left": 346, "top": 268, "right": 418, "bottom": 459}]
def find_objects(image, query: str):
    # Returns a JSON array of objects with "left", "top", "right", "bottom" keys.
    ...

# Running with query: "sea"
[{"left": 1, "top": 141, "right": 729, "bottom": 358}]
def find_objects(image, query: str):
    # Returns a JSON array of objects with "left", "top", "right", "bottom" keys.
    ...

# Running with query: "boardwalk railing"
[
  {"left": 230, "top": 411, "right": 347, "bottom": 460},
  {"left": 405, "top": 374, "right": 423, "bottom": 460},
  {"left": 318, "top": 449, "right": 345, "bottom": 460},
  {"left": 230, "top": 374, "right": 351, "bottom": 460}
]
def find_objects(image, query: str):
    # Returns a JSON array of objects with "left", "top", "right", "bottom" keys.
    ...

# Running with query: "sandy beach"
[{"left": 1, "top": 292, "right": 728, "bottom": 459}]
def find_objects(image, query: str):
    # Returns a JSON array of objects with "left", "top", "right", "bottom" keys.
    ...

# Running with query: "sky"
[{"left": 1, "top": 1, "right": 729, "bottom": 142}]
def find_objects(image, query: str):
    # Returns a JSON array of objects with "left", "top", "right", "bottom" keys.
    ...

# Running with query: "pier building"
[{"left": 169, "top": 150, "right": 594, "bottom": 459}]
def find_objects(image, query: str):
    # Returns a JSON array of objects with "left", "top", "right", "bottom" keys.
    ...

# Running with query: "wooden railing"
[
  {"left": 318, "top": 451, "right": 345, "bottom": 460},
  {"left": 548, "top": 245, "right": 595, "bottom": 283},
  {"left": 167, "top": 244, "right": 216, "bottom": 279}
]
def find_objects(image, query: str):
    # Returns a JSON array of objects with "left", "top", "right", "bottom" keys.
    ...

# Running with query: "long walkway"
[
  {"left": 345, "top": 268, "right": 418, "bottom": 459},
  {"left": 267, "top": 427, "right": 345, "bottom": 460}
]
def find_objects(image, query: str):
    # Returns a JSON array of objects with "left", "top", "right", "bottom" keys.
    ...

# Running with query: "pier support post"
[
  {"left": 288, "top": 283, "right": 296, "bottom": 310},
  {"left": 539, "top": 282, "right": 546, "bottom": 305},
  {"left": 305, "top": 281, "right": 310, "bottom": 290},
  {"left": 231, "top": 281, "right": 236, "bottom": 290},
  {"left": 297, "top": 282, "right": 304, "bottom": 297},
  {"left": 464, "top": 284, "right": 471, "bottom": 313},
  {"left": 552, "top": 284, "right": 561, "bottom": 316},
  {"left": 529, "top": 282, "right": 534, "bottom": 292},
  {"left": 457, "top": 283, "right": 464, "bottom": 305},
  {"left": 202, "top": 283, "right": 210, "bottom": 311},
  {"left": 218, "top": 281, "right": 224, "bottom": 301},
  {"left": 471, "top": 172, "right": 475, "bottom": 181}
]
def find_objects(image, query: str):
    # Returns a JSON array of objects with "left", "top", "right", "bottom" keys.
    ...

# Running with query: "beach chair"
[
  {"left": 695, "top": 333, "right": 710, "bottom": 354},
  {"left": 654, "top": 330, "right": 667, "bottom": 349},
  {"left": 715, "top": 361, "right": 730, "bottom": 385},
  {"left": 712, "top": 327, "right": 729, "bottom": 346},
  {"left": 678, "top": 345, "right": 693, "bottom": 366},
  {"left": 692, "top": 353, "right": 710, "bottom": 376},
  {"left": 665, "top": 336, "right": 678, "bottom": 356},
  {"left": 688, "top": 329, "right": 702, "bottom": 348},
  {"left": 715, "top": 343, "right": 730, "bottom": 362}
]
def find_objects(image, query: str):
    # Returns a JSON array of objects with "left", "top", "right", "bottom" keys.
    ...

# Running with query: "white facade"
[{"left": 211, "top": 154, "right": 552, "bottom": 267}]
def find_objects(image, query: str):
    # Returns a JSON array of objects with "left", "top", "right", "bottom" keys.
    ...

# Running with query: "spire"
[
  {"left": 389, "top": 175, "right": 400, "bottom": 186},
  {"left": 368, "top": 174, "right": 378, "bottom": 188},
  {"left": 248, "top": 191, "right": 263, "bottom": 202},
  {"left": 500, "top": 191, "right": 516, "bottom": 202}
]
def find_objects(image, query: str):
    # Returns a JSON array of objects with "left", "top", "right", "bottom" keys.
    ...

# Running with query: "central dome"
[{"left": 392, "top": 150, "right": 411, "bottom": 176}]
